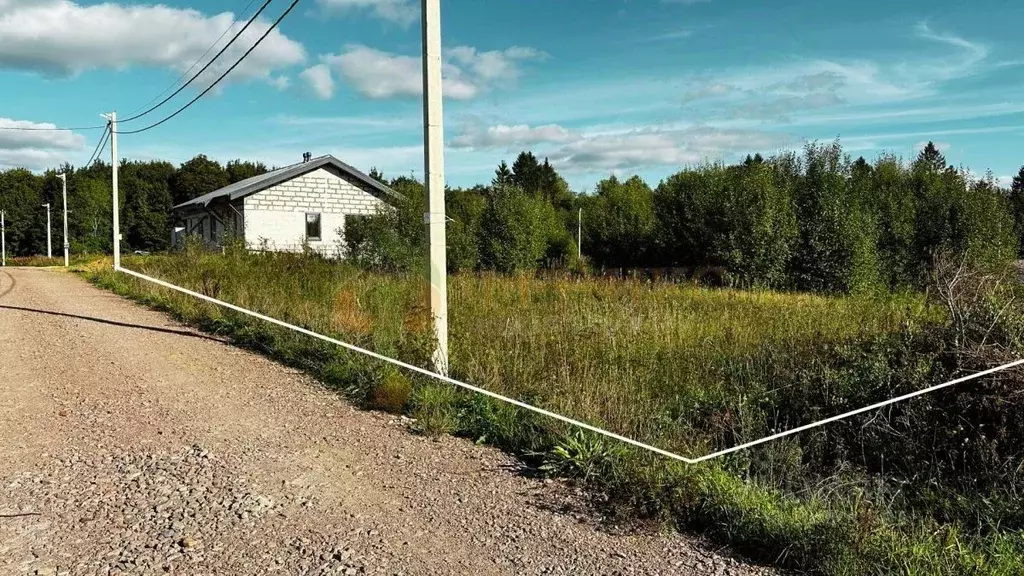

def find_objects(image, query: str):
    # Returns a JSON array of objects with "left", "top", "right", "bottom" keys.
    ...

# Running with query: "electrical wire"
[
  {"left": 120, "top": 0, "right": 274, "bottom": 123},
  {"left": 124, "top": 0, "right": 260, "bottom": 118},
  {"left": 84, "top": 125, "right": 112, "bottom": 166},
  {"left": 0, "top": 123, "right": 107, "bottom": 132},
  {"left": 115, "top": 0, "right": 301, "bottom": 136},
  {"left": 0, "top": 0, "right": 267, "bottom": 132}
]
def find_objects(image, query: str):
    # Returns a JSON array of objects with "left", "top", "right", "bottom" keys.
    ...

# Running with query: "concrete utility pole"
[
  {"left": 422, "top": 0, "right": 448, "bottom": 374},
  {"left": 109, "top": 112, "right": 120, "bottom": 270},
  {"left": 43, "top": 203, "right": 52, "bottom": 258},
  {"left": 578, "top": 207, "right": 582, "bottom": 259},
  {"left": 58, "top": 173, "right": 69, "bottom": 267},
  {"left": 1, "top": 211, "right": 5, "bottom": 267}
]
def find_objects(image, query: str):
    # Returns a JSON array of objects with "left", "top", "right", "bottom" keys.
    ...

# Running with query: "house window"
[{"left": 306, "top": 213, "right": 322, "bottom": 241}]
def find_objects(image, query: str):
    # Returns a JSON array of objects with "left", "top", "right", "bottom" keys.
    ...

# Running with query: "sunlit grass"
[{"left": 80, "top": 250, "right": 1024, "bottom": 576}]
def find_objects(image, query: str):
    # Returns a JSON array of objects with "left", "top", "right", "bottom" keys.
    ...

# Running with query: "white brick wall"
[{"left": 243, "top": 167, "right": 386, "bottom": 256}]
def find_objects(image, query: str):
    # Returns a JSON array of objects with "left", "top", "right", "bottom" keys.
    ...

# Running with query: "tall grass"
[{"left": 80, "top": 248, "right": 1024, "bottom": 575}]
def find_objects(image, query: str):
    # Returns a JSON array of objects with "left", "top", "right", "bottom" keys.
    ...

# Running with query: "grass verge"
[{"left": 77, "top": 250, "right": 1024, "bottom": 575}]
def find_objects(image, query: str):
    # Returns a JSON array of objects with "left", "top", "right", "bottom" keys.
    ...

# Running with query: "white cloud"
[
  {"left": 300, "top": 64, "right": 335, "bottom": 99},
  {"left": 645, "top": 29, "right": 694, "bottom": 42},
  {"left": 0, "top": 1, "right": 306, "bottom": 87},
  {"left": 304, "top": 43, "right": 545, "bottom": 100},
  {"left": 450, "top": 124, "right": 576, "bottom": 149},
  {"left": 914, "top": 140, "right": 952, "bottom": 153},
  {"left": 676, "top": 24, "right": 993, "bottom": 126},
  {"left": 0, "top": 118, "right": 87, "bottom": 170},
  {"left": 314, "top": 0, "right": 417, "bottom": 27},
  {"left": 450, "top": 121, "right": 794, "bottom": 172}
]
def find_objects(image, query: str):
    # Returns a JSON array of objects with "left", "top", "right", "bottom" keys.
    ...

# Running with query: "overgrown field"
[{"left": 82, "top": 249, "right": 1024, "bottom": 575}]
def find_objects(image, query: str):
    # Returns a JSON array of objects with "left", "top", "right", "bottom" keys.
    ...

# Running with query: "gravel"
[{"left": 0, "top": 267, "right": 780, "bottom": 575}]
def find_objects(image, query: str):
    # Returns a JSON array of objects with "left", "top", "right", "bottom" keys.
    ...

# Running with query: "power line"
[
  {"left": 85, "top": 125, "right": 112, "bottom": 167},
  {"left": 124, "top": 0, "right": 260, "bottom": 118},
  {"left": 116, "top": 0, "right": 301, "bottom": 136},
  {"left": 0, "top": 123, "right": 106, "bottom": 132},
  {"left": 120, "top": 0, "right": 274, "bottom": 123}
]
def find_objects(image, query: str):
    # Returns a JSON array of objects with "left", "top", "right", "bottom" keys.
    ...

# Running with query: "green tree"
[
  {"left": 726, "top": 161, "right": 800, "bottom": 285},
  {"left": 368, "top": 166, "right": 387, "bottom": 185},
  {"left": 584, "top": 175, "right": 655, "bottom": 268},
  {"left": 226, "top": 159, "right": 268, "bottom": 184},
  {"left": 169, "top": 155, "right": 229, "bottom": 205},
  {"left": 492, "top": 161, "right": 512, "bottom": 188},
  {"left": 446, "top": 186, "right": 486, "bottom": 272},
  {"left": 867, "top": 154, "right": 916, "bottom": 286},
  {"left": 344, "top": 176, "right": 426, "bottom": 272},
  {"left": 510, "top": 151, "right": 542, "bottom": 194},
  {"left": 1008, "top": 166, "right": 1024, "bottom": 256},
  {"left": 791, "top": 141, "right": 879, "bottom": 292},
  {"left": 121, "top": 160, "right": 175, "bottom": 251},
  {"left": 480, "top": 184, "right": 552, "bottom": 273}
]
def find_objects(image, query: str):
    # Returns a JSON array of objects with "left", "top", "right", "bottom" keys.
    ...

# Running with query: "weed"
[{"left": 79, "top": 251, "right": 1024, "bottom": 575}]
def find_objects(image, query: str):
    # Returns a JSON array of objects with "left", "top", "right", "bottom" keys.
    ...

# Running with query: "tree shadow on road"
[{"left": 0, "top": 304, "right": 228, "bottom": 344}]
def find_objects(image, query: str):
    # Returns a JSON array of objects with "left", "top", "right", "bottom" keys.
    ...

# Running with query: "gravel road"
[{"left": 0, "top": 267, "right": 778, "bottom": 576}]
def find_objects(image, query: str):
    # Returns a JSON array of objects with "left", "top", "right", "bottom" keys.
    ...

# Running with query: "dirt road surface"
[{"left": 0, "top": 267, "right": 776, "bottom": 576}]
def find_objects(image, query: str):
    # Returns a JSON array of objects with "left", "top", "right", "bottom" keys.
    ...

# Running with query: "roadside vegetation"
[
  {"left": 43, "top": 140, "right": 1024, "bottom": 574},
  {"left": 83, "top": 246, "right": 1024, "bottom": 576},
  {"left": 5, "top": 254, "right": 101, "bottom": 267}
]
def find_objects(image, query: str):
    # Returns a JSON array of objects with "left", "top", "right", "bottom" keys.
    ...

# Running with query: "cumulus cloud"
[
  {"left": 300, "top": 64, "right": 335, "bottom": 99},
  {"left": 0, "top": 118, "right": 87, "bottom": 170},
  {"left": 302, "top": 44, "right": 545, "bottom": 100},
  {"left": 314, "top": 0, "right": 417, "bottom": 27},
  {"left": 450, "top": 124, "right": 576, "bottom": 149},
  {"left": 0, "top": 1, "right": 306, "bottom": 87},
  {"left": 450, "top": 121, "right": 794, "bottom": 172},
  {"left": 549, "top": 126, "right": 793, "bottom": 171},
  {"left": 996, "top": 175, "right": 1017, "bottom": 189}
]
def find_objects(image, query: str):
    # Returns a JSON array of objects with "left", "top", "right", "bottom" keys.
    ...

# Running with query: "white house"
[{"left": 172, "top": 154, "right": 401, "bottom": 256}]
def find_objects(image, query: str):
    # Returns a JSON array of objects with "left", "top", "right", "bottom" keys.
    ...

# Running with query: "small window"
[{"left": 305, "top": 213, "right": 322, "bottom": 240}]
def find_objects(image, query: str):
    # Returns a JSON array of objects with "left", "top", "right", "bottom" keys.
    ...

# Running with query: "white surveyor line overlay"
[{"left": 118, "top": 266, "right": 1024, "bottom": 464}]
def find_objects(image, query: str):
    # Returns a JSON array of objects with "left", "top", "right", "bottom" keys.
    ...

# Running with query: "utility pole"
[
  {"left": 58, "top": 173, "right": 69, "bottom": 267},
  {"left": 578, "top": 207, "right": 582, "bottom": 258},
  {"left": 109, "top": 112, "right": 120, "bottom": 270},
  {"left": 43, "top": 203, "right": 52, "bottom": 258},
  {"left": 1, "top": 211, "right": 5, "bottom": 267},
  {"left": 422, "top": 0, "right": 448, "bottom": 374}
]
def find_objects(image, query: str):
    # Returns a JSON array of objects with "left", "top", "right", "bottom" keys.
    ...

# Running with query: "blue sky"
[{"left": 1, "top": 0, "right": 1022, "bottom": 190}]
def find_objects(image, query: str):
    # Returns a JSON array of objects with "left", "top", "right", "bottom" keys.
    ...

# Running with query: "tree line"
[
  {"left": 3, "top": 141, "right": 1024, "bottom": 293},
  {"left": 0, "top": 155, "right": 268, "bottom": 257},
  {"left": 350, "top": 142, "right": 1024, "bottom": 293}
]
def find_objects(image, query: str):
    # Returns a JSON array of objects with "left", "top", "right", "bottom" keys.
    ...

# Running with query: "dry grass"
[{"left": 82, "top": 250, "right": 1024, "bottom": 576}]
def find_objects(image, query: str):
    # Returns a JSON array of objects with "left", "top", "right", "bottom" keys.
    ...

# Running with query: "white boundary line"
[{"left": 119, "top": 266, "right": 1024, "bottom": 464}]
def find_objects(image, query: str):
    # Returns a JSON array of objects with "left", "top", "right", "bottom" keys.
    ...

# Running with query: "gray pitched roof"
[{"left": 172, "top": 155, "right": 401, "bottom": 211}]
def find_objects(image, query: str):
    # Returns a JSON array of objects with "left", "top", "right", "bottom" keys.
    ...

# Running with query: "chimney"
[{"left": 302, "top": 152, "right": 312, "bottom": 163}]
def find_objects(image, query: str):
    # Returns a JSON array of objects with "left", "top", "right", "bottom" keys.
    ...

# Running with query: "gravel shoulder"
[{"left": 0, "top": 267, "right": 778, "bottom": 575}]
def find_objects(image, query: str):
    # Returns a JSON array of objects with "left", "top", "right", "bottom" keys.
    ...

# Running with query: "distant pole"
[
  {"left": 422, "top": 0, "right": 448, "bottom": 374},
  {"left": 59, "top": 173, "right": 69, "bottom": 267},
  {"left": 1, "top": 211, "right": 5, "bottom": 267},
  {"left": 578, "top": 207, "right": 582, "bottom": 258},
  {"left": 109, "top": 112, "right": 120, "bottom": 270},
  {"left": 43, "top": 203, "right": 52, "bottom": 258}
]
